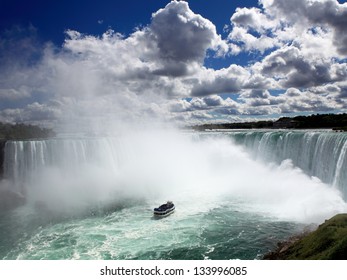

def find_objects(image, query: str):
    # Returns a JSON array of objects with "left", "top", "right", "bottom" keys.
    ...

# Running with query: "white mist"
[{"left": 3, "top": 129, "right": 347, "bottom": 224}]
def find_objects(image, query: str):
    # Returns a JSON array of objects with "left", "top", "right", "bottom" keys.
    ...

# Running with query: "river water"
[{"left": 0, "top": 130, "right": 346, "bottom": 259}]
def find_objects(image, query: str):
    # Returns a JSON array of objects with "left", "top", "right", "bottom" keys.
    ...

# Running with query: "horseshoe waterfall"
[{"left": 0, "top": 130, "right": 346, "bottom": 259}]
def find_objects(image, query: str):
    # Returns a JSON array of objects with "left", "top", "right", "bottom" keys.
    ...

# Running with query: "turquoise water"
[
  {"left": 0, "top": 199, "right": 304, "bottom": 260},
  {"left": 1, "top": 130, "right": 346, "bottom": 260}
]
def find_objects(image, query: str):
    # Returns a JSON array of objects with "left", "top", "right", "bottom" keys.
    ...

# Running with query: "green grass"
[{"left": 275, "top": 214, "right": 347, "bottom": 260}]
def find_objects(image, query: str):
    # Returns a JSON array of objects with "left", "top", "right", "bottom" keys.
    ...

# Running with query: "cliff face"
[{"left": 264, "top": 214, "right": 347, "bottom": 260}]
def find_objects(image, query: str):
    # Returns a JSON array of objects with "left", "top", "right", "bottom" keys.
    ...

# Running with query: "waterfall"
[
  {"left": 1, "top": 130, "right": 347, "bottom": 222},
  {"left": 2, "top": 137, "right": 139, "bottom": 211},
  {"left": 226, "top": 130, "right": 347, "bottom": 198},
  {"left": 4, "top": 138, "right": 123, "bottom": 190},
  {"left": 3, "top": 131, "right": 347, "bottom": 200}
]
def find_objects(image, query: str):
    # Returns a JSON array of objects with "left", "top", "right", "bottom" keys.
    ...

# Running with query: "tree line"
[
  {"left": 190, "top": 113, "right": 347, "bottom": 131},
  {"left": 0, "top": 122, "right": 55, "bottom": 140}
]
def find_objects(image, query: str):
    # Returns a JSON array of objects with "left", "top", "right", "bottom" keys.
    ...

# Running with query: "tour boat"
[{"left": 153, "top": 201, "right": 175, "bottom": 217}]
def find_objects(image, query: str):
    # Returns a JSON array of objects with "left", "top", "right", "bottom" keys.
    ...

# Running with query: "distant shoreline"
[
  {"left": 189, "top": 113, "right": 347, "bottom": 131},
  {"left": 0, "top": 122, "right": 55, "bottom": 141}
]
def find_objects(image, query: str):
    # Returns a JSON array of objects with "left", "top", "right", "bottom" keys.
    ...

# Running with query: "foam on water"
[{"left": 1, "top": 130, "right": 347, "bottom": 259}]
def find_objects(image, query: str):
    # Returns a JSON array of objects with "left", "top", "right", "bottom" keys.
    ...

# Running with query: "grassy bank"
[{"left": 264, "top": 214, "right": 347, "bottom": 260}]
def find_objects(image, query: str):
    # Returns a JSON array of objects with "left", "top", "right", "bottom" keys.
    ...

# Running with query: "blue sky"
[
  {"left": 0, "top": 1, "right": 254, "bottom": 42},
  {"left": 0, "top": 0, "right": 346, "bottom": 129},
  {"left": 0, "top": 0, "right": 256, "bottom": 68}
]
